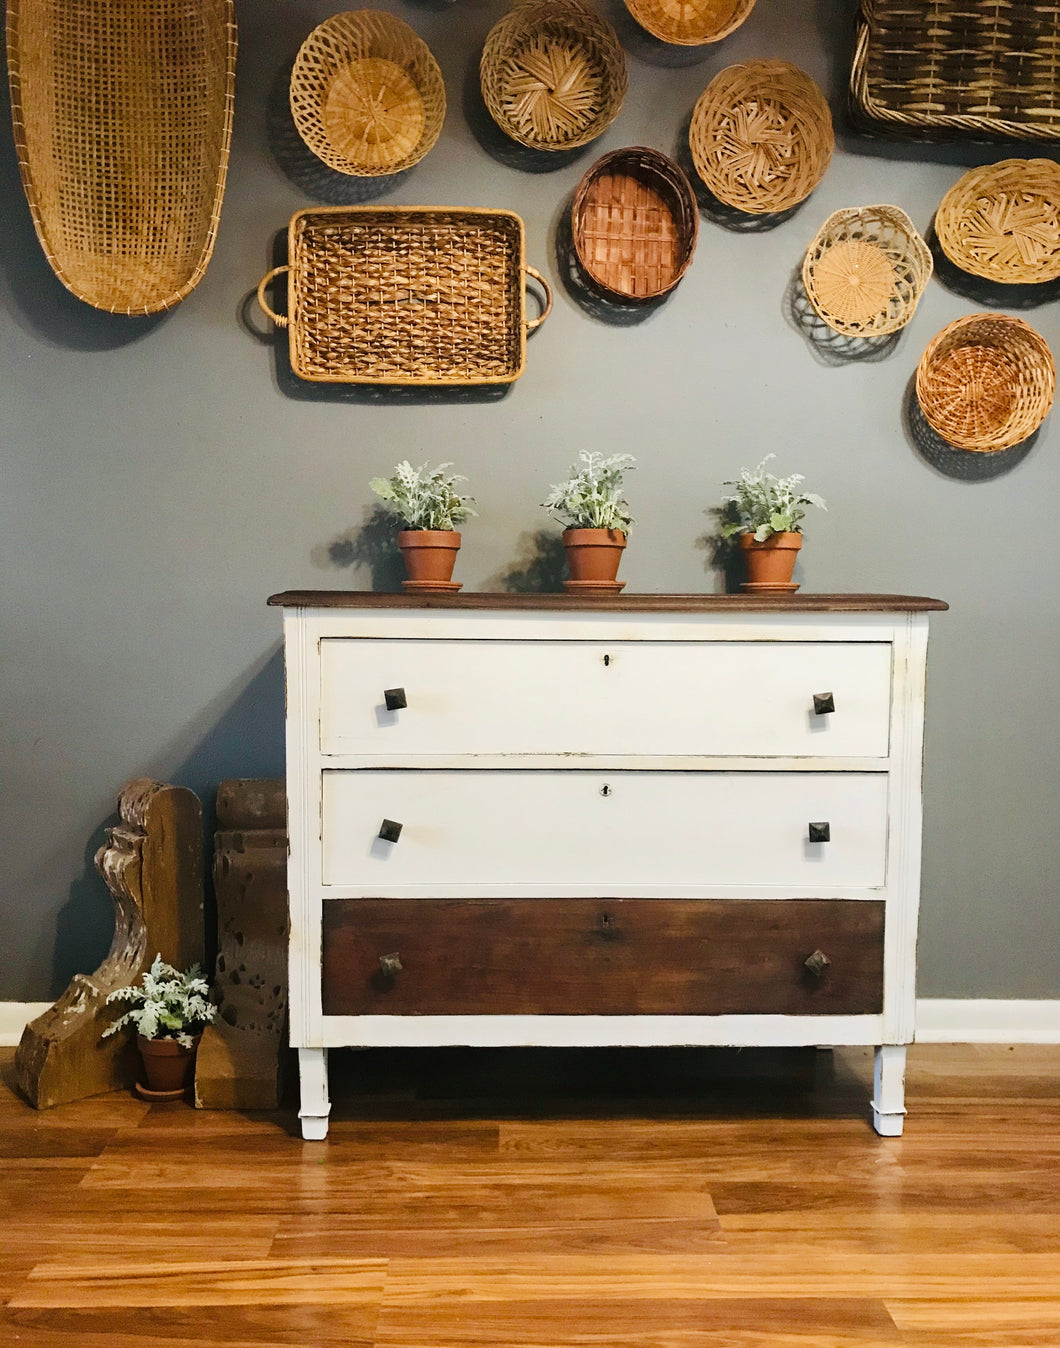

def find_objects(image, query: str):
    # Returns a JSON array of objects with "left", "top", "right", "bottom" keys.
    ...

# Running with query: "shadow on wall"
[
  {"left": 784, "top": 266, "right": 902, "bottom": 366},
  {"left": 313, "top": 504, "right": 406, "bottom": 592},
  {"left": 904, "top": 378, "right": 1039, "bottom": 481},
  {"left": 486, "top": 529, "right": 568, "bottom": 593},
  {"left": 0, "top": 43, "right": 165, "bottom": 351}
]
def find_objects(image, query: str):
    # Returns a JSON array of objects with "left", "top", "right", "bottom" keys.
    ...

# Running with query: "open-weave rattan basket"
[
  {"left": 916, "top": 313, "right": 1056, "bottom": 451},
  {"left": 6, "top": 0, "right": 237, "bottom": 314},
  {"left": 480, "top": 0, "right": 627, "bottom": 151},
  {"left": 255, "top": 207, "right": 553, "bottom": 386},
  {"left": 802, "top": 204, "right": 933, "bottom": 337},
  {"left": 290, "top": 11, "right": 445, "bottom": 176},
  {"left": 851, "top": 0, "right": 1060, "bottom": 141},
  {"left": 935, "top": 160, "right": 1060, "bottom": 285},
  {"left": 571, "top": 147, "right": 699, "bottom": 302},
  {"left": 623, "top": 0, "right": 756, "bottom": 46},
  {"left": 689, "top": 61, "right": 834, "bottom": 215}
]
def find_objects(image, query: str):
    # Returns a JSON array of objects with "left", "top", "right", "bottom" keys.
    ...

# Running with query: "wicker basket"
[
  {"left": 6, "top": 0, "right": 237, "bottom": 315},
  {"left": 255, "top": 207, "right": 553, "bottom": 386},
  {"left": 623, "top": 0, "right": 755, "bottom": 46},
  {"left": 688, "top": 61, "right": 834, "bottom": 215},
  {"left": 480, "top": 0, "right": 627, "bottom": 151},
  {"left": 916, "top": 313, "right": 1056, "bottom": 451},
  {"left": 571, "top": 147, "right": 699, "bottom": 302},
  {"left": 801, "top": 205, "right": 933, "bottom": 337},
  {"left": 290, "top": 11, "right": 445, "bottom": 176},
  {"left": 935, "top": 159, "right": 1060, "bottom": 285},
  {"left": 851, "top": 0, "right": 1060, "bottom": 142}
]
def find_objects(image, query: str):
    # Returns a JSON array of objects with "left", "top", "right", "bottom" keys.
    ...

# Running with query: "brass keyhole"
[{"left": 600, "top": 783, "right": 611, "bottom": 797}]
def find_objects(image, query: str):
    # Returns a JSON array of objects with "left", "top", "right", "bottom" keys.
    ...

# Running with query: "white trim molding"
[
  {"left": 916, "top": 999, "right": 1060, "bottom": 1043},
  {"left": 0, "top": 1003, "right": 50, "bottom": 1048}
]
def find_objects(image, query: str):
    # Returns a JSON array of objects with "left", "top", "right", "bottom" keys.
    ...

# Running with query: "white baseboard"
[
  {"left": 0, "top": 1003, "right": 51, "bottom": 1048},
  {"left": 3, "top": 1000, "right": 1060, "bottom": 1050},
  {"left": 915, "top": 999, "right": 1060, "bottom": 1043}
]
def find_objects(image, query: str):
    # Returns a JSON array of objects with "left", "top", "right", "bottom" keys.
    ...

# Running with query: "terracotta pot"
[
  {"left": 562, "top": 527, "right": 627, "bottom": 587},
  {"left": 739, "top": 531, "right": 802, "bottom": 591},
  {"left": 398, "top": 530, "right": 461, "bottom": 590},
  {"left": 137, "top": 1033, "right": 200, "bottom": 1095}
]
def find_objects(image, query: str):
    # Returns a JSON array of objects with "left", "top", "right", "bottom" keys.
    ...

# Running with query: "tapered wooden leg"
[
  {"left": 298, "top": 1047, "right": 330, "bottom": 1140},
  {"left": 872, "top": 1045, "right": 907, "bottom": 1136}
]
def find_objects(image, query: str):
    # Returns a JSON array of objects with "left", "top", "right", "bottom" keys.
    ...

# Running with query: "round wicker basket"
[
  {"left": 916, "top": 313, "right": 1056, "bottom": 452},
  {"left": 689, "top": 60, "right": 834, "bottom": 215},
  {"left": 623, "top": 0, "right": 756, "bottom": 46},
  {"left": 290, "top": 11, "right": 446, "bottom": 176},
  {"left": 935, "top": 159, "right": 1060, "bottom": 285},
  {"left": 571, "top": 146, "right": 699, "bottom": 302},
  {"left": 802, "top": 204, "right": 933, "bottom": 337},
  {"left": 480, "top": 0, "right": 627, "bottom": 151}
]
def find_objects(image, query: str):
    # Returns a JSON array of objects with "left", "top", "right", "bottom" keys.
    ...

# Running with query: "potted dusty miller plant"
[
  {"left": 720, "top": 455, "right": 826, "bottom": 593},
  {"left": 102, "top": 955, "right": 217, "bottom": 1099},
  {"left": 543, "top": 451, "right": 635, "bottom": 592},
  {"left": 370, "top": 460, "right": 477, "bottom": 591}
]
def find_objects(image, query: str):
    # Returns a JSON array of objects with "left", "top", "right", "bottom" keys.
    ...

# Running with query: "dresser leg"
[
  {"left": 872, "top": 1045, "right": 907, "bottom": 1136},
  {"left": 298, "top": 1047, "right": 331, "bottom": 1140}
]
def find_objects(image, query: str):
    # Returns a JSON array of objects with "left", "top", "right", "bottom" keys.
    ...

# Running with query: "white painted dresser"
[{"left": 270, "top": 592, "right": 946, "bottom": 1139}]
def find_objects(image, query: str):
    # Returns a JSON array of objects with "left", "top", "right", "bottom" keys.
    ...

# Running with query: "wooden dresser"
[{"left": 269, "top": 592, "right": 946, "bottom": 1139}]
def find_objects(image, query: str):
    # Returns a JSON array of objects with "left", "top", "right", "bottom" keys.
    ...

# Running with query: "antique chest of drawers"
[{"left": 270, "top": 592, "right": 946, "bottom": 1139}]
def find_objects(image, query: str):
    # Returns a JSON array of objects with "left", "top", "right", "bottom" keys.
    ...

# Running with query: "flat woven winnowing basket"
[
  {"left": 290, "top": 10, "right": 445, "bottom": 176},
  {"left": 689, "top": 60, "right": 834, "bottom": 215},
  {"left": 623, "top": 0, "right": 756, "bottom": 46},
  {"left": 6, "top": 0, "right": 237, "bottom": 314},
  {"left": 480, "top": 0, "right": 627, "bottom": 151},
  {"left": 256, "top": 207, "right": 553, "bottom": 386},
  {"left": 802, "top": 204, "right": 933, "bottom": 337},
  {"left": 851, "top": 0, "right": 1060, "bottom": 141},
  {"left": 916, "top": 313, "right": 1056, "bottom": 451},
  {"left": 935, "top": 159, "right": 1060, "bottom": 285}
]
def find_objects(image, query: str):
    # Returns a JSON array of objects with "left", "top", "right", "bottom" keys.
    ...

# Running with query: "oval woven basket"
[
  {"left": 290, "top": 10, "right": 446, "bottom": 176},
  {"left": 935, "top": 159, "right": 1060, "bottom": 286},
  {"left": 624, "top": 0, "right": 755, "bottom": 47},
  {"left": 689, "top": 60, "right": 834, "bottom": 215},
  {"left": 802, "top": 204, "right": 933, "bottom": 337},
  {"left": 916, "top": 313, "right": 1056, "bottom": 452},
  {"left": 571, "top": 147, "right": 699, "bottom": 302},
  {"left": 6, "top": 0, "right": 237, "bottom": 315},
  {"left": 480, "top": 0, "right": 627, "bottom": 151}
]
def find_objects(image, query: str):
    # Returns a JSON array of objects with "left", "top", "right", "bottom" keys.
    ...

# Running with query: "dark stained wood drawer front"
[{"left": 321, "top": 899, "right": 885, "bottom": 1017}]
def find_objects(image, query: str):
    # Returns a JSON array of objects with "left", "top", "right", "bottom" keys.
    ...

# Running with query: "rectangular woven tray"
[
  {"left": 850, "top": 0, "right": 1060, "bottom": 141},
  {"left": 258, "top": 206, "right": 550, "bottom": 386}
]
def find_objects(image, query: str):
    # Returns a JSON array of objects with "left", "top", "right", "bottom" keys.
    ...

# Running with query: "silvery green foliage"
[
  {"left": 369, "top": 460, "right": 477, "bottom": 531},
  {"left": 542, "top": 452, "right": 636, "bottom": 533},
  {"left": 102, "top": 954, "right": 217, "bottom": 1048},
  {"left": 720, "top": 455, "right": 827, "bottom": 542}
]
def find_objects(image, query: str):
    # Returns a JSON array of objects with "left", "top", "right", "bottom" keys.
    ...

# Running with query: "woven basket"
[
  {"left": 571, "top": 147, "right": 699, "bottom": 302},
  {"left": 916, "top": 313, "right": 1056, "bottom": 451},
  {"left": 255, "top": 207, "right": 553, "bottom": 386},
  {"left": 935, "top": 159, "right": 1060, "bottom": 285},
  {"left": 623, "top": 0, "right": 756, "bottom": 46},
  {"left": 6, "top": 0, "right": 237, "bottom": 315},
  {"left": 480, "top": 0, "right": 627, "bottom": 151},
  {"left": 802, "top": 204, "right": 933, "bottom": 337},
  {"left": 851, "top": 0, "right": 1060, "bottom": 141},
  {"left": 689, "top": 61, "right": 834, "bottom": 215},
  {"left": 290, "top": 11, "right": 445, "bottom": 176}
]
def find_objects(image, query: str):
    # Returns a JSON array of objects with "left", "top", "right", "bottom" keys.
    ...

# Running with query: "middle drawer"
[{"left": 322, "top": 769, "right": 889, "bottom": 891}]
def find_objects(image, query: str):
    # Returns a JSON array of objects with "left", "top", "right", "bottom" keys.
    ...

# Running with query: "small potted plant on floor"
[
  {"left": 102, "top": 955, "right": 216, "bottom": 1100},
  {"left": 370, "top": 460, "right": 477, "bottom": 591},
  {"left": 543, "top": 451, "right": 635, "bottom": 592},
  {"left": 719, "top": 455, "right": 826, "bottom": 593}
]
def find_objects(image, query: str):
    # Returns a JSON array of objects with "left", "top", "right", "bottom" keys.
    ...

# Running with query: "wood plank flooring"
[{"left": 2, "top": 1043, "right": 1059, "bottom": 1346}]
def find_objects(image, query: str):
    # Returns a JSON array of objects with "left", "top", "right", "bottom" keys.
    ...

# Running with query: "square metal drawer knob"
[
  {"left": 378, "top": 819, "right": 403, "bottom": 844},
  {"left": 384, "top": 687, "right": 407, "bottom": 711},
  {"left": 813, "top": 692, "right": 835, "bottom": 715},
  {"left": 808, "top": 821, "right": 831, "bottom": 843}
]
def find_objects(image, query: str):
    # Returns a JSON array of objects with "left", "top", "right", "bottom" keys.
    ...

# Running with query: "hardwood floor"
[{"left": 2, "top": 1042, "right": 1059, "bottom": 1346}]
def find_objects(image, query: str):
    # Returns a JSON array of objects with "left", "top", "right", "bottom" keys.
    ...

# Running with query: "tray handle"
[
  {"left": 256, "top": 266, "right": 290, "bottom": 329},
  {"left": 523, "top": 265, "right": 553, "bottom": 331}
]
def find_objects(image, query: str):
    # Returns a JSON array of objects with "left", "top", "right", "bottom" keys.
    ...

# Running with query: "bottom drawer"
[{"left": 321, "top": 898, "right": 885, "bottom": 1016}]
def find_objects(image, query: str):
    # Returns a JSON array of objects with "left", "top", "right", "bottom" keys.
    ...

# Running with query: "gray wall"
[{"left": 2, "top": 0, "right": 1058, "bottom": 1002}]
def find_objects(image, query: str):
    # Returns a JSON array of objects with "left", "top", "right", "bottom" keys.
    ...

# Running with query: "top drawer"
[{"left": 318, "top": 639, "right": 892, "bottom": 758}]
